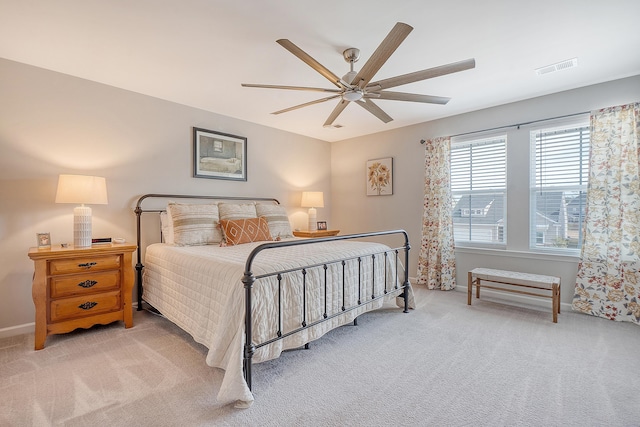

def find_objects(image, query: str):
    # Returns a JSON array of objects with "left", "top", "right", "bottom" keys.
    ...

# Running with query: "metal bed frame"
[{"left": 134, "top": 193, "right": 411, "bottom": 392}]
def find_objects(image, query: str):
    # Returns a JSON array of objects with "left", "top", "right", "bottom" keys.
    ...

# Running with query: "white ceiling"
[{"left": 1, "top": 0, "right": 639, "bottom": 142}]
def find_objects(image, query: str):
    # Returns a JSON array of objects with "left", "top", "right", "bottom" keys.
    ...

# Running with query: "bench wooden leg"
[
  {"left": 557, "top": 283, "right": 561, "bottom": 314},
  {"left": 475, "top": 278, "right": 480, "bottom": 299},
  {"left": 552, "top": 283, "right": 559, "bottom": 323},
  {"left": 467, "top": 271, "right": 472, "bottom": 305}
]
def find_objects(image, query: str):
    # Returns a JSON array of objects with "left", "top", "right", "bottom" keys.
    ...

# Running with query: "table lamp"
[
  {"left": 55, "top": 174, "right": 108, "bottom": 247},
  {"left": 301, "top": 191, "right": 324, "bottom": 232}
]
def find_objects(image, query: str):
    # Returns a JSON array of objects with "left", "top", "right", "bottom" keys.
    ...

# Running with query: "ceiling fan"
[{"left": 242, "top": 22, "right": 476, "bottom": 127}]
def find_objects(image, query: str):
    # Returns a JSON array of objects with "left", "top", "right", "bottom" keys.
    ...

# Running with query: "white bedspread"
[{"left": 142, "top": 239, "right": 411, "bottom": 406}]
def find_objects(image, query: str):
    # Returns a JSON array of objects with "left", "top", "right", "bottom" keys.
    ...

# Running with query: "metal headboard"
[{"left": 133, "top": 193, "right": 280, "bottom": 309}]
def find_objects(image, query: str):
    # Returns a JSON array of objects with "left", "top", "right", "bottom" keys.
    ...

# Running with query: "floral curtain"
[
  {"left": 573, "top": 103, "right": 640, "bottom": 324},
  {"left": 417, "top": 136, "right": 457, "bottom": 290}
]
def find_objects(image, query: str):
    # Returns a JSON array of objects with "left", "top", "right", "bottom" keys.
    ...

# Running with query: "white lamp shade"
[
  {"left": 55, "top": 175, "right": 108, "bottom": 247},
  {"left": 55, "top": 174, "right": 108, "bottom": 205},
  {"left": 301, "top": 191, "right": 324, "bottom": 208}
]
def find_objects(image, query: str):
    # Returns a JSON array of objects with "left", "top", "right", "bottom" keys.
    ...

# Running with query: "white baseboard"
[{"left": 0, "top": 322, "right": 34, "bottom": 340}]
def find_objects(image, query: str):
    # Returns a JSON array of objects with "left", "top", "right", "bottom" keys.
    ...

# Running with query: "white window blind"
[
  {"left": 451, "top": 136, "right": 507, "bottom": 245},
  {"left": 530, "top": 124, "right": 590, "bottom": 251}
]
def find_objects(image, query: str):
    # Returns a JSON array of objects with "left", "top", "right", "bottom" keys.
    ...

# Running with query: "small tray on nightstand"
[{"left": 292, "top": 230, "right": 340, "bottom": 238}]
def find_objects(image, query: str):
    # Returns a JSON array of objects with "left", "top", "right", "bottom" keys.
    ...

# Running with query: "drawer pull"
[
  {"left": 78, "top": 262, "right": 97, "bottom": 269},
  {"left": 78, "top": 280, "right": 98, "bottom": 289},
  {"left": 78, "top": 302, "right": 98, "bottom": 310}
]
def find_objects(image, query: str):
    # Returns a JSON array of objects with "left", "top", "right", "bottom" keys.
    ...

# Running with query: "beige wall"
[
  {"left": 0, "top": 58, "right": 331, "bottom": 335},
  {"left": 2, "top": 55, "right": 639, "bottom": 335},
  {"left": 331, "top": 74, "right": 640, "bottom": 308}
]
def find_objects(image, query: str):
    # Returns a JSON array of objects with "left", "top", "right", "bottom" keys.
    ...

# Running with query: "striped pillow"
[
  {"left": 218, "top": 202, "right": 257, "bottom": 221},
  {"left": 219, "top": 217, "right": 272, "bottom": 246},
  {"left": 168, "top": 203, "right": 221, "bottom": 246},
  {"left": 256, "top": 203, "right": 293, "bottom": 239}
]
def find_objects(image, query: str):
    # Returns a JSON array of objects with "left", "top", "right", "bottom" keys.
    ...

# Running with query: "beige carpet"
[{"left": 1, "top": 286, "right": 639, "bottom": 426}]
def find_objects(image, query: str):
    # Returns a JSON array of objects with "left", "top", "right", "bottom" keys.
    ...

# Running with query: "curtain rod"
[{"left": 419, "top": 110, "right": 590, "bottom": 144}]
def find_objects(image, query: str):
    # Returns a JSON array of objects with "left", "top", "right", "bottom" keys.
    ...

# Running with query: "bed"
[{"left": 134, "top": 194, "right": 413, "bottom": 407}]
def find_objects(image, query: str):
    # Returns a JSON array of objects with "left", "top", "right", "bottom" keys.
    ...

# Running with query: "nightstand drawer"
[
  {"left": 50, "top": 290, "right": 121, "bottom": 322},
  {"left": 49, "top": 255, "right": 121, "bottom": 275},
  {"left": 50, "top": 271, "right": 120, "bottom": 298}
]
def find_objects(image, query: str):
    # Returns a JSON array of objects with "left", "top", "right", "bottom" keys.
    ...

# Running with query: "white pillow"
[
  {"left": 218, "top": 202, "right": 257, "bottom": 221},
  {"left": 256, "top": 203, "right": 293, "bottom": 239},
  {"left": 168, "top": 203, "right": 222, "bottom": 246},
  {"left": 159, "top": 211, "right": 175, "bottom": 244}
]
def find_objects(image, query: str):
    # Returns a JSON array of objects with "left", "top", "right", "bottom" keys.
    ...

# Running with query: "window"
[
  {"left": 530, "top": 123, "right": 590, "bottom": 252},
  {"left": 451, "top": 135, "right": 507, "bottom": 245}
]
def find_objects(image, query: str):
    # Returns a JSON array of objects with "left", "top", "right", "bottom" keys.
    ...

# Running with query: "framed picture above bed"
[{"left": 193, "top": 127, "right": 247, "bottom": 181}]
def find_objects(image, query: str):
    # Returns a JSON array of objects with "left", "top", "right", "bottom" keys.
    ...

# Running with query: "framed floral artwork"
[{"left": 366, "top": 157, "right": 393, "bottom": 196}]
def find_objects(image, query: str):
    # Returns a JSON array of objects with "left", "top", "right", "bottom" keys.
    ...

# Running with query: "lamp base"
[
  {"left": 308, "top": 207, "right": 317, "bottom": 232},
  {"left": 73, "top": 205, "right": 92, "bottom": 247}
]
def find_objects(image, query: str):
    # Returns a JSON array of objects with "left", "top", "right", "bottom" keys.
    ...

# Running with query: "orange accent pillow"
[{"left": 219, "top": 217, "right": 273, "bottom": 246}]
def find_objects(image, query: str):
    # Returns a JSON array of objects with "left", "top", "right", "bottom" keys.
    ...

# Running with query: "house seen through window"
[
  {"left": 530, "top": 123, "right": 590, "bottom": 252},
  {"left": 451, "top": 135, "right": 507, "bottom": 246}
]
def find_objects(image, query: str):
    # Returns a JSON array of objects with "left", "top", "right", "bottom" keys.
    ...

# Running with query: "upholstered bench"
[{"left": 468, "top": 268, "right": 561, "bottom": 323}]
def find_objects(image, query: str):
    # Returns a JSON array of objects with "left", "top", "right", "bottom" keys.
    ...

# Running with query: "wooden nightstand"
[
  {"left": 28, "top": 243, "right": 137, "bottom": 350},
  {"left": 293, "top": 230, "right": 340, "bottom": 238}
]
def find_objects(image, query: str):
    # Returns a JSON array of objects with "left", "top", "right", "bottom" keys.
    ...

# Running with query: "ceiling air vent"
[{"left": 535, "top": 58, "right": 578, "bottom": 76}]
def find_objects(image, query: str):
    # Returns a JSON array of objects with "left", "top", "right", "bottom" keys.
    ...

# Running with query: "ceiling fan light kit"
[
  {"left": 342, "top": 90, "right": 363, "bottom": 102},
  {"left": 242, "top": 22, "right": 476, "bottom": 127}
]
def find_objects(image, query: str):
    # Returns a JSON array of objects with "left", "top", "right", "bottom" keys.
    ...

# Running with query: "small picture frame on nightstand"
[
  {"left": 36, "top": 232, "right": 51, "bottom": 249},
  {"left": 317, "top": 221, "right": 327, "bottom": 230}
]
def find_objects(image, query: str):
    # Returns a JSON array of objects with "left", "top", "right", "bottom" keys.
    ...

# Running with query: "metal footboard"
[{"left": 241, "top": 230, "right": 410, "bottom": 390}]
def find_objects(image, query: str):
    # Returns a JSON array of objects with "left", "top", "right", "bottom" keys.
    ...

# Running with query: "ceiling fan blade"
[
  {"left": 276, "top": 39, "right": 346, "bottom": 89},
  {"left": 350, "top": 22, "right": 413, "bottom": 90},
  {"left": 324, "top": 99, "right": 349, "bottom": 127},
  {"left": 242, "top": 83, "right": 341, "bottom": 93},
  {"left": 368, "top": 58, "right": 476, "bottom": 90},
  {"left": 355, "top": 98, "right": 393, "bottom": 123},
  {"left": 369, "top": 91, "right": 450, "bottom": 105},
  {"left": 272, "top": 95, "right": 341, "bottom": 115}
]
